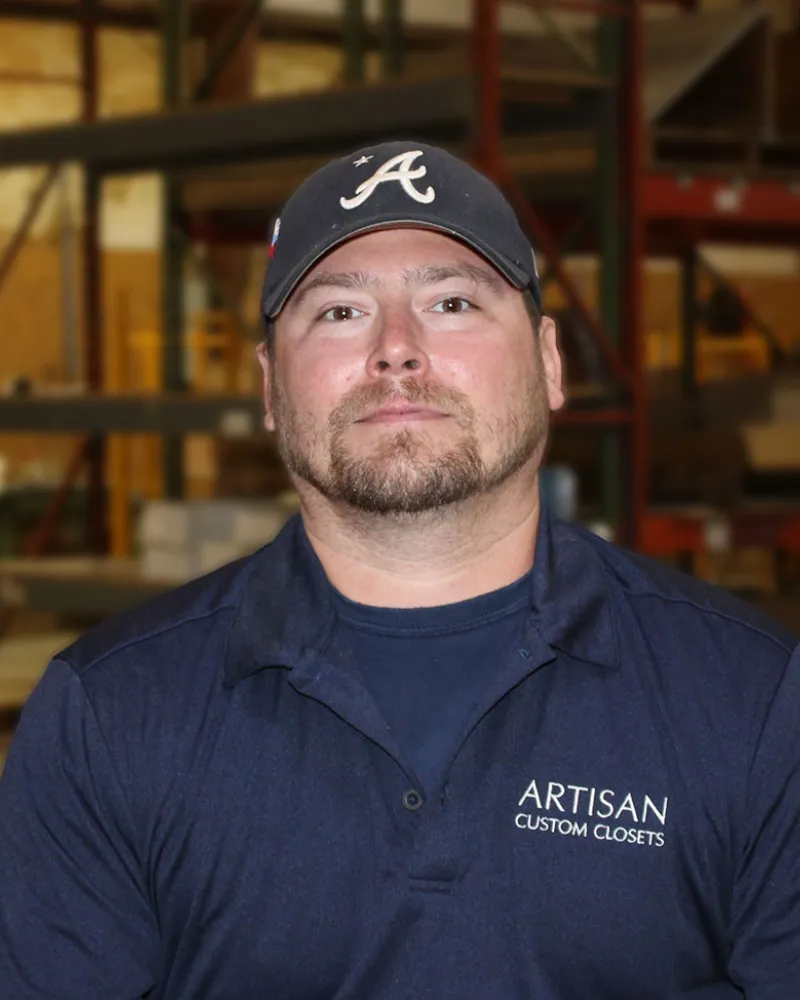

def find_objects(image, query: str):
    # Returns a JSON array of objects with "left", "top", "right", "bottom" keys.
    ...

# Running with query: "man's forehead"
[{"left": 291, "top": 230, "right": 508, "bottom": 298}]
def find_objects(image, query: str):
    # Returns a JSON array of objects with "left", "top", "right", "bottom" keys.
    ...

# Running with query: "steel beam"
[
  {"left": 596, "top": 21, "right": 622, "bottom": 346},
  {"left": 0, "top": 1, "right": 343, "bottom": 40},
  {"left": 0, "top": 568, "right": 170, "bottom": 618},
  {"left": 647, "top": 218, "right": 800, "bottom": 252},
  {"left": 80, "top": 0, "right": 98, "bottom": 121},
  {"left": 162, "top": 0, "right": 185, "bottom": 107},
  {"left": 0, "top": 395, "right": 264, "bottom": 434},
  {"left": 0, "top": 165, "right": 59, "bottom": 296},
  {"left": 343, "top": 0, "right": 366, "bottom": 83},
  {"left": 22, "top": 438, "right": 89, "bottom": 558},
  {"left": 0, "top": 394, "right": 618, "bottom": 435},
  {"left": 381, "top": 0, "right": 404, "bottom": 78},
  {"left": 596, "top": 13, "right": 623, "bottom": 533},
  {"left": 643, "top": 173, "right": 800, "bottom": 226},
  {"left": 0, "top": 0, "right": 155, "bottom": 28},
  {"left": 0, "top": 78, "right": 475, "bottom": 172},
  {"left": 193, "top": 0, "right": 262, "bottom": 101},
  {"left": 621, "top": 0, "right": 647, "bottom": 552},
  {"left": 82, "top": 168, "right": 105, "bottom": 549},
  {"left": 473, "top": 0, "right": 503, "bottom": 174},
  {"left": 162, "top": 0, "right": 187, "bottom": 499},
  {"left": 81, "top": 0, "right": 106, "bottom": 555},
  {"left": 680, "top": 249, "right": 699, "bottom": 398},
  {"left": 536, "top": 211, "right": 592, "bottom": 290},
  {"left": 501, "top": 168, "right": 632, "bottom": 390}
]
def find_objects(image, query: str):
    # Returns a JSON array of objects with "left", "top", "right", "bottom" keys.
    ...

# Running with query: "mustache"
[{"left": 329, "top": 378, "right": 474, "bottom": 431}]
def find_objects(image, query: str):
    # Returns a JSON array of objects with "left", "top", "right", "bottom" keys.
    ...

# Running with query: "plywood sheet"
[
  {"left": 643, "top": 4, "right": 769, "bottom": 121},
  {"left": 742, "top": 421, "right": 800, "bottom": 469}
]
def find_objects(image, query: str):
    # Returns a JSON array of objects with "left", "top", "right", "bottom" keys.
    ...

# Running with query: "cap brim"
[{"left": 262, "top": 214, "right": 533, "bottom": 319}]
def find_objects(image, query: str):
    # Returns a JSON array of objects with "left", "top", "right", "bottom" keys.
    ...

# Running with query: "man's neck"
[{"left": 298, "top": 476, "right": 542, "bottom": 609}]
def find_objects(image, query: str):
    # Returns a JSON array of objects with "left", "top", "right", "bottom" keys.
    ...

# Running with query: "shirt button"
[{"left": 402, "top": 789, "right": 424, "bottom": 811}]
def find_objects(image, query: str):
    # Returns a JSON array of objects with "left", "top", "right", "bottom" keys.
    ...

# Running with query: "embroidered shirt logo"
[
  {"left": 515, "top": 778, "right": 669, "bottom": 848},
  {"left": 340, "top": 150, "right": 436, "bottom": 210}
]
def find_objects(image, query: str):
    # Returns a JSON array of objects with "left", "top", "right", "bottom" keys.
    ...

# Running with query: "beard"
[{"left": 271, "top": 368, "right": 550, "bottom": 515}]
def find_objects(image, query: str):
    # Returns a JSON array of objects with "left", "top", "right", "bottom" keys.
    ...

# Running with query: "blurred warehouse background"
[{"left": 0, "top": 0, "right": 799, "bottom": 766}]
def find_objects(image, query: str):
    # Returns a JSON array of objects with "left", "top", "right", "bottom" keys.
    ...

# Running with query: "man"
[{"left": 0, "top": 140, "right": 798, "bottom": 999}]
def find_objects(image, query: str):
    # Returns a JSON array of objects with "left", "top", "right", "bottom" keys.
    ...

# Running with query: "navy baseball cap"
[{"left": 261, "top": 140, "right": 541, "bottom": 319}]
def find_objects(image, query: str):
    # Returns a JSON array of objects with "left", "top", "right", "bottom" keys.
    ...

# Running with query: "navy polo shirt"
[{"left": 0, "top": 508, "right": 799, "bottom": 999}]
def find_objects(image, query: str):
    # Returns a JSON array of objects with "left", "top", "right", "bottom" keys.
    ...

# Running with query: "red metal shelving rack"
[{"left": 471, "top": 0, "right": 648, "bottom": 549}]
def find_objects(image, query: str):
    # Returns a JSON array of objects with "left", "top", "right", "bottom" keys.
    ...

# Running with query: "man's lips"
[{"left": 357, "top": 404, "right": 448, "bottom": 424}]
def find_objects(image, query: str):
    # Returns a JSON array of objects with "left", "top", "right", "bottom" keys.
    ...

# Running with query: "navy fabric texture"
[
  {"left": 0, "top": 507, "right": 798, "bottom": 1000},
  {"left": 332, "top": 572, "right": 530, "bottom": 793}
]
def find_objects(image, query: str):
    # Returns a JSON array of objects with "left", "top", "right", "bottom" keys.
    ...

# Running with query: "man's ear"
[
  {"left": 539, "top": 315, "right": 565, "bottom": 413},
  {"left": 255, "top": 342, "right": 276, "bottom": 433}
]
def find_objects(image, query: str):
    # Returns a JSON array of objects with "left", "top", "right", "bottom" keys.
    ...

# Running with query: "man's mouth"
[{"left": 357, "top": 403, "right": 448, "bottom": 424}]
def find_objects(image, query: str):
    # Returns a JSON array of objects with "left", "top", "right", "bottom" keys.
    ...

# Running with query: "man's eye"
[
  {"left": 321, "top": 305, "right": 364, "bottom": 322},
  {"left": 431, "top": 297, "right": 473, "bottom": 314}
]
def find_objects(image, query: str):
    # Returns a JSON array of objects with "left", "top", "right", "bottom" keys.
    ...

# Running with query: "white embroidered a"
[{"left": 340, "top": 150, "right": 435, "bottom": 210}]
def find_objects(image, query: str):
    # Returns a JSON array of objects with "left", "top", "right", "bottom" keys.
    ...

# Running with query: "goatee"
[{"left": 271, "top": 373, "right": 549, "bottom": 515}]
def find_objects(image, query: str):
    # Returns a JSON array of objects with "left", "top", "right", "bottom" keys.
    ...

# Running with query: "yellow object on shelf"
[
  {"left": 646, "top": 329, "right": 681, "bottom": 370},
  {"left": 128, "top": 310, "right": 244, "bottom": 395},
  {"left": 696, "top": 330, "right": 770, "bottom": 382},
  {"left": 646, "top": 326, "right": 771, "bottom": 382},
  {"left": 105, "top": 306, "right": 250, "bottom": 558}
]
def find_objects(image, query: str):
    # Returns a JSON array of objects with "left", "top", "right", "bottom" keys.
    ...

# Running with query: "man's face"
[{"left": 258, "top": 228, "right": 564, "bottom": 514}]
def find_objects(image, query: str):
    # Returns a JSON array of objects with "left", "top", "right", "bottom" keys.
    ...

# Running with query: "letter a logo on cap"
[{"left": 340, "top": 150, "right": 436, "bottom": 210}]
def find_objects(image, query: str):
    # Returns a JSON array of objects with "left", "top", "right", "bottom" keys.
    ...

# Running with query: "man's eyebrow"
[
  {"left": 288, "top": 271, "right": 381, "bottom": 311},
  {"left": 402, "top": 263, "right": 505, "bottom": 292}
]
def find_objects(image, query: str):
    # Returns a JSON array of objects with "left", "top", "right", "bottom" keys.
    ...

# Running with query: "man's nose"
[{"left": 365, "top": 308, "right": 431, "bottom": 379}]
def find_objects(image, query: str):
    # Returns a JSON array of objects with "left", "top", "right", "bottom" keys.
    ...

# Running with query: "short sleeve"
[
  {"left": 728, "top": 643, "right": 800, "bottom": 997},
  {"left": 0, "top": 658, "right": 160, "bottom": 998}
]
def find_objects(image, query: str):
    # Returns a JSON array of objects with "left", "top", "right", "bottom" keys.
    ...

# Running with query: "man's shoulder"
[
  {"left": 56, "top": 545, "right": 272, "bottom": 683},
  {"left": 571, "top": 521, "right": 798, "bottom": 658}
]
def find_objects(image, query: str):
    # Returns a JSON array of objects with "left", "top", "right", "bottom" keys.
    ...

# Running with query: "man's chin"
[
  {"left": 346, "top": 426, "right": 444, "bottom": 460},
  {"left": 328, "top": 457, "right": 486, "bottom": 515},
  {"left": 334, "top": 485, "right": 468, "bottom": 516}
]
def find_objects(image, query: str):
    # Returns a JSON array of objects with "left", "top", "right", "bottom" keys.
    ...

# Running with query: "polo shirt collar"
[
  {"left": 223, "top": 516, "right": 336, "bottom": 688},
  {"left": 223, "top": 504, "right": 618, "bottom": 687},
  {"left": 531, "top": 507, "right": 619, "bottom": 670}
]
